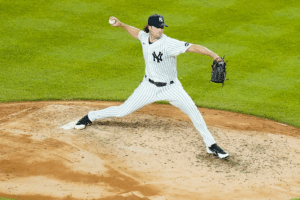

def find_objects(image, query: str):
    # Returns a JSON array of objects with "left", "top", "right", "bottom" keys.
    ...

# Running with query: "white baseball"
[{"left": 109, "top": 19, "right": 116, "bottom": 25}]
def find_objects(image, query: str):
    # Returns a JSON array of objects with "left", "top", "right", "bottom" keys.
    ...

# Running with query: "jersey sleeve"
[
  {"left": 138, "top": 31, "right": 148, "bottom": 42},
  {"left": 167, "top": 38, "right": 192, "bottom": 57}
]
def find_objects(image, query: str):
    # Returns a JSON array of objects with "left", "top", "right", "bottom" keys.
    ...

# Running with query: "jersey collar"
[{"left": 148, "top": 34, "right": 166, "bottom": 46}]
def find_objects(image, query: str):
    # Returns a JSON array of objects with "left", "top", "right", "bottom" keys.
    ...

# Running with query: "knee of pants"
[
  {"left": 116, "top": 111, "right": 127, "bottom": 118},
  {"left": 114, "top": 106, "right": 130, "bottom": 118},
  {"left": 180, "top": 104, "right": 198, "bottom": 116}
]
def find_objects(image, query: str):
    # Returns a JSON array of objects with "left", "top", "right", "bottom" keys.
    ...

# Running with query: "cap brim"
[{"left": 154, "top": 23, "right": 168, "bottom": 28}]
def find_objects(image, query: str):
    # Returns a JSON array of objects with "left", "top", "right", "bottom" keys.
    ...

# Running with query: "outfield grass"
[{"left": 0, "top": 0, "right": 299, "bottom": 127}]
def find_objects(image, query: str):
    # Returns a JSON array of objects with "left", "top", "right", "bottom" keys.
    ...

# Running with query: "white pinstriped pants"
[{"left": 88, "top": 76, "right": 216, "bottom": 147}]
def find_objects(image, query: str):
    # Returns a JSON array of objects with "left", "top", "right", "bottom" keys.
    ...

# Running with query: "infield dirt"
[{"left": 0, "top": 101, "right": 299, "bottom": 200}]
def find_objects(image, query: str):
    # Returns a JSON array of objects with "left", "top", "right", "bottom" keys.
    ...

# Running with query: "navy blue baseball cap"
[{"left": 148, "top": 14, "right": 168, "bottom": 28}]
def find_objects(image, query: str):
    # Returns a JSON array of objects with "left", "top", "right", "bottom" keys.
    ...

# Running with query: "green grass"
[
  {"left": 0, "top": 198, "right": 16, "bottom": 200},
  {"left": 0, "top": 0, "right": 299, "bottom": 127}
]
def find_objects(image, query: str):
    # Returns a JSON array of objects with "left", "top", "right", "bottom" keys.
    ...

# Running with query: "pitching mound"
[{"left": 0, "top": 101, "right": 299, "bottom": 200}]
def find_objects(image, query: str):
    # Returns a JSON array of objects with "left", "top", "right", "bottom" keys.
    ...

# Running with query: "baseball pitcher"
[{"left": 75, "top": 14, "right": 229, "bottom": 159}]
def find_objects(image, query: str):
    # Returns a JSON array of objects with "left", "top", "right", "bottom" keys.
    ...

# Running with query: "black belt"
[{"left": 145, "top": 75, "right": 174, "bottom": 87}]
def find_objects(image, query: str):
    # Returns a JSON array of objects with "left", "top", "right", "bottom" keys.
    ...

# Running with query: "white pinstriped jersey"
[{"left": 138, "top": 31, "right": 192, "bottom": 82}]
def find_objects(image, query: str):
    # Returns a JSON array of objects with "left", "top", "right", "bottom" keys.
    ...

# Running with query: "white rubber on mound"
[{"left": 60, "top": 120, "right": 79, "bottom": 130}]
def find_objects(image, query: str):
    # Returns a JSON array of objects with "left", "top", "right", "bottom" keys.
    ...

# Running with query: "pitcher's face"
[{"left": 149, "top": 26, "right": 164, "bottom": 39}]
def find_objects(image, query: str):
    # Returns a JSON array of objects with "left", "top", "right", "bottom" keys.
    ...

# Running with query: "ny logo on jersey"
[{"left": 152, "top": 51, "right": 163, "bottom": 63}]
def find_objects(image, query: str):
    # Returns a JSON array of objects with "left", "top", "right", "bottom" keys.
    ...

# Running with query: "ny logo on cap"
[{"left": 159, "top": 17, "right": 163, "bottom": 22}]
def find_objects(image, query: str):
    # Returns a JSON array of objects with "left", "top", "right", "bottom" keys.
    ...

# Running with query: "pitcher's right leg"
[{"left": 160, "top": 81, "right": 229, "bottom": 158}]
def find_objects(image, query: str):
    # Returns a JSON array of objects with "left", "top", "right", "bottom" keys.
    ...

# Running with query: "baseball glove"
[{"left": 210, "top": 56, "right": 227, "bottom": 86}]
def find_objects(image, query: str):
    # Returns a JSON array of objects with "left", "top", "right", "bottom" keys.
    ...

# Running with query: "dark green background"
[{"left": 0, "top": 0, "right": 299, "bottom": 127}]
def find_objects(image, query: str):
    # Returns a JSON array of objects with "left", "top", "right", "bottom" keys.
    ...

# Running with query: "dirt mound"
[{"left": 0, "top": 101, "right": 299, "bottom": 200}]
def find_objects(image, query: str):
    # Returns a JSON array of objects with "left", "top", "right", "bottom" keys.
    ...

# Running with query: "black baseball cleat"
[
  {"left": 206, "top": 143, "right": 229, "bottom": 159},
  {"left": 75, "top": 115, "right": 92, "bottom": 130}
]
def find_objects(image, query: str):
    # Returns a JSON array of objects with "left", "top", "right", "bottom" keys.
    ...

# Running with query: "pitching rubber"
[
  {"left": 60, "top": 120, "right": 80, "bottom": 130},
  {"left": 74, "top": 124, "right": 86, "bottom": 130}
]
